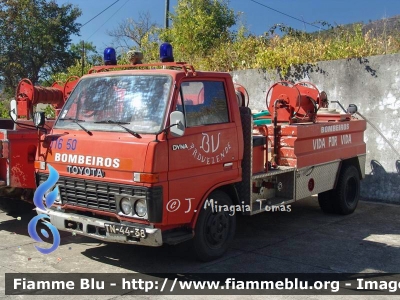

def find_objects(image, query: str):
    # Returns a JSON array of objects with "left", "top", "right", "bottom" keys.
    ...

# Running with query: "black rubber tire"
[
  {"left": 318, "top": 165, "right": 360, "bottom": 215},
  {"left": 335, "top": 165, "right": 360, "bottom": 215},
  {"left": 193, "top": 190, "right": 236, "bottom": 262}
]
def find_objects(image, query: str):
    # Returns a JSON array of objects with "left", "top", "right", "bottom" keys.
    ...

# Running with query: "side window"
[{"left": 180, "top": 81, "right": 229, "bottom": 127}]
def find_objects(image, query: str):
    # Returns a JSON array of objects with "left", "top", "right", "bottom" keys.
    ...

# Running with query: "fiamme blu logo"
[{"left": 28, "top": 164, "right": 61, "bottom": 254}]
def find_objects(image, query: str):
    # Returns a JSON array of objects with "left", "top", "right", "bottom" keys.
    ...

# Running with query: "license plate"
[{"left": 104, "top": 223, "right": 147, "bottom": 238}]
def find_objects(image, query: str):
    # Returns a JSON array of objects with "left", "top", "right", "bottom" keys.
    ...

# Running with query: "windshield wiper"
[
  {"left": 94, "top": 120, "right": 142, "bottom": 139},
  {"left": 59, "top": 118, "right": 93, "bottom": 136}
]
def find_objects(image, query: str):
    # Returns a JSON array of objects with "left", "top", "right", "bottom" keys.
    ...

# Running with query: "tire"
[
  {"left": 193, "top": 191, "right": 236, "bottom": 262},
  {"left": 318, "top": 165, "right": 360, "bottom": 215},
  {"left": 335, "top": 165, "right": 360, "bottom": 215}
]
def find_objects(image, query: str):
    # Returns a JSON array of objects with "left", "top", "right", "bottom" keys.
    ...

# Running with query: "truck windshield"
[{"left": 55, "top": 74, "right": 172, "bottom": 134}]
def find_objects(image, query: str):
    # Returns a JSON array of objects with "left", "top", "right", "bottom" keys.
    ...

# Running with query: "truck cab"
[{"left": 35, "top": 61, "right": 243, "bottom": 261}]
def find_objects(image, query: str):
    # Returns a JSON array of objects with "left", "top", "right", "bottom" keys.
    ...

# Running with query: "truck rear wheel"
[
  {"left": 318, "top": 165, "right": 360, "bottom": 215},
  {"left": 335, "top": 165, "right": 360, "bottom": 215},
  {"left": 193, "top": 191, "right": 236, "bottom": 262}
]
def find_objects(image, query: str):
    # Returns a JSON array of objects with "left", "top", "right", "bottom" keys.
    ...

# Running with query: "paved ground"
[{"left": 1, "top": 196, "right": 400, "bottom": 299}]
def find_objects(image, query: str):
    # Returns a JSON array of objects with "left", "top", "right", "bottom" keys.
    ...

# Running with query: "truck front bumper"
[{"left": 36, "top": 207, "right": 163, "bottom": 246}]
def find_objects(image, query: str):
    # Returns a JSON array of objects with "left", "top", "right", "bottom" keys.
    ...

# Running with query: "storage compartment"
[{"left": 252, "top": 135, "right": 267, "bottom": 174}]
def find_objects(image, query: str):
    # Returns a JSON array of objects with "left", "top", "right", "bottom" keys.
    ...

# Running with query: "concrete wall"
[{"left": 231, "top": 54, "right": 400, "bottom": 203}]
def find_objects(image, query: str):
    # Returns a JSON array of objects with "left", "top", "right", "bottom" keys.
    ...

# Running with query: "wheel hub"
[{"left": 205, "top": 212, "right": 229, "bottom": 246}]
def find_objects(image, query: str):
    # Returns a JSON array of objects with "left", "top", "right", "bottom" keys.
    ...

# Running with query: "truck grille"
[{"left": 37, "top": 174, "right": 148, "bottom": 212}]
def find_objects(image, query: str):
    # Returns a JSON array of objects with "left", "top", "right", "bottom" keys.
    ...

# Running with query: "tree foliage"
[
  {"left": 103, "top": 0, "right": 238, "bottom": 64},
  {"left": 165, "top": 0, "right": 237, "bottom": 61},
  {"left": 0, "top": 0, "right": 81, "bottom": 95},
  {"left": 49, "top": 41, "right": 102, "bottom": 84},
  {"left": 70, "top": 41, "right": 102, "bottom": 66}
]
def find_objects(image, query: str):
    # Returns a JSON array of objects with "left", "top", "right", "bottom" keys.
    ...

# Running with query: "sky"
[{"left": 55, "top": 0, "right": 400, "bottom": 53}]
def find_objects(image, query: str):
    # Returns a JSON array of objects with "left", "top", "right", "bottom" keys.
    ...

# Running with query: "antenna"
[{"left": 165, "top": 0, "right": 170, "bottom": 29}]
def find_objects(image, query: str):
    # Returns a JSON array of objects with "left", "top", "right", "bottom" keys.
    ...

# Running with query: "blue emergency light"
[
  {"left": 104, "top": 47, "right": 117, "bottom": 65},
  {"left": 160, "top": 42, "right": 174, "bottom": 62}
]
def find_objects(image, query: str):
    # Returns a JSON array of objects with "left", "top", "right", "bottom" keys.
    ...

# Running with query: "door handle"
[{"left": 223, "top": 162, "right": 233, "bottom": 169}]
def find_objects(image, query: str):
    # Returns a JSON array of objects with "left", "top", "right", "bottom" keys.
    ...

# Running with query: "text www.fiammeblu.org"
[{"left": 122, "top": 277, "right": 400, "bottom": 293}]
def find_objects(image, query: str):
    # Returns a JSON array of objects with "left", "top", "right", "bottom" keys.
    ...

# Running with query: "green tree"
[
  {"left": 49, "top": 42, "right": 103, "bottom": 84},
  {"left": 50, "top": 60, "right": 89, "bottom": 84},
  {"left": 166, "top": 0, "right": 237, "bottom": 61},
  {"left": 0, "top": 0, "right": 81, "bottom": 95},
  {"left": 70, "top": 41, "right": 102, "bottom": 66}
]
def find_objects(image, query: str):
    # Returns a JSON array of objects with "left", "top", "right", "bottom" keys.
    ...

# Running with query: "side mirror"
[
  {"left": 347, "top": 104, "right": 358, "bottom": 115},
  {"left": 10, "top": 99, "right": 17, "bottom": 122},
  {"left": 33, "top": 112, "right": 46, "bottom": 128},
  {"left": 170, "top": 111, "right": 185, "bottom": 137}
]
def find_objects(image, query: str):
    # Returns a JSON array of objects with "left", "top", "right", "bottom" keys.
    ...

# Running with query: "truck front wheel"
[{"left": 193, "top": 191, "right": 236, "bottom": 262}]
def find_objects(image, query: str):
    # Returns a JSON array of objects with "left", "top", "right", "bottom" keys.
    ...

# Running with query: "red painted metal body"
[
  {"left": 264, "top": 119, "right": 366, "bottom": 169},
  {"left": 15, "top": 77, "right": 79, "bottom": 119},
  {"left": 0, "top": 121, "right": 55, "bottom": 189},
  {"left": 0, "top": 78, "right": 76, "bottom": 198}
]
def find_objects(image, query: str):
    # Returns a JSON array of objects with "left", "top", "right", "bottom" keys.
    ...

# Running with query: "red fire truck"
[
  {"left": 0, "top": 78, "right": 78, "bottom": 209},
  {"left": 33, "top": 44, "right": 366, "bottom": 261}
]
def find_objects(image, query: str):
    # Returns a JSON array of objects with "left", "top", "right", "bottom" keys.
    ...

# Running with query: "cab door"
[{"left": 167, "top": 78, "right": 240, "bottom": 225}]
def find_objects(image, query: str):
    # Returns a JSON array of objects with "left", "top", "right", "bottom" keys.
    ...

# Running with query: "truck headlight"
[
  {"left": 120, "top": 197, "right": 133, "bottom": 215},
  {"left": 134, "top": 199, "right": 147, "bottom": 217}
]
